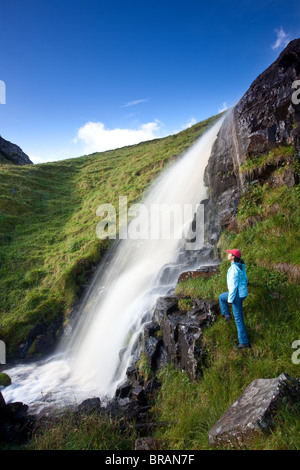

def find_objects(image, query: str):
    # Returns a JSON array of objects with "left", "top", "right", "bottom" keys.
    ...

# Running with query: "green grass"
[
  {"left": 0, "top": 114, "right": 220, "bottom": 354},
  {"left": 20, "top": 410, "right": 137, "bottom": 451},
  {"left": 239, "top": 145, "right": 294, "bottom": 177}
]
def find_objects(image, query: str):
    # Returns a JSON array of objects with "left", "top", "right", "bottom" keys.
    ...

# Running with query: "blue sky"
[{"left": 1, "top": 0, "right": 300, "bottom": 163}]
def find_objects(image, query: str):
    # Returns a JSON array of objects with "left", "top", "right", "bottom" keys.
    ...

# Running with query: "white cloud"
[
  {"left": 182, "top": 118, "right": 197, "bottom": 129},
  {"left": 121, "top": 98, "right": 149, "bottom": 108},
  {"left": 271, "top": 27, "right": 290, "bottom": 50},
  {"left": 218, "top": 102, "right": 228, "bottom": 113},
  {"left": 171, "top": 117, "right": 197, "bottom": 134},
  {"left": 74, "top": 120, "right": 162, "bottom": 154}
]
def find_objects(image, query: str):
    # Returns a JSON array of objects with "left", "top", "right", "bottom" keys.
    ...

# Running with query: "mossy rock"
[{"left": 0, "top": 372, "right": 11, "bottom": 387}]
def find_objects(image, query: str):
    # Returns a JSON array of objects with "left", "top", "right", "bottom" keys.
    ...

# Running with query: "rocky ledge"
[{"left": 149, "top": 295, "right": 220, "bottom": 381}]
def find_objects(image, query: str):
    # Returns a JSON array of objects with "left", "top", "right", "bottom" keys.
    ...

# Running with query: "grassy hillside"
[{"left": 0, "top": 114, "right": 219, "bottom": 355}]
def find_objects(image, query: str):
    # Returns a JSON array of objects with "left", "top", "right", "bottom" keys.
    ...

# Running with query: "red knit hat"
[{"left": 226, "top": 249, "right": 241, "bottom": 258}]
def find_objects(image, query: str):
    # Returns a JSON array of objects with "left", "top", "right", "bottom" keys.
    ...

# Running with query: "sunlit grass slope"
[{"left": 0, "top": 114, "right": 220, "bottom": 355}]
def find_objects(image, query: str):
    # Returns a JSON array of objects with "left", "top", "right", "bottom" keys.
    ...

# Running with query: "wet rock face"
[
  {"left": 204, "top": 39, "right": 300, "bottom": 240},
  {"left": 0, "top": 397, "right": 35, "bottom": 444},
  {"left": 208, "top": 373, "right": 300, "bottom": 448},
  {"left": 235, "top": 39, "right": 300, "bottom": 160},
  {"left": 0, "top": 136, "right": 33, "bottom": 165},
  {"left": 152, "top": 294, "right": 220, "bottom": 380}
]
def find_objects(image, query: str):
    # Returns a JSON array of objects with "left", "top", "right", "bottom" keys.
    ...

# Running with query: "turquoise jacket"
[{"left": 227, "top": 262, "right": 248, "bottom": 303}]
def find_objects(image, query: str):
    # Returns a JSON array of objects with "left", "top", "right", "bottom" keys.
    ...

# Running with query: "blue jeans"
[{"left": 219, "top": 292, "right": 249, "bottom": 345}]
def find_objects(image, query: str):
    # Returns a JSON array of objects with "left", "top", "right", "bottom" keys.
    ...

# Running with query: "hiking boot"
[
  {"left": 236, "top": 343, "right": 251, "bottom": 349},
  {"left": 224, "top": 315, "right": 232, "bottom": 322}
]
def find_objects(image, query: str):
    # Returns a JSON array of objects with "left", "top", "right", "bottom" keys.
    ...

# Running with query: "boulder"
[
  {"left": 0, "top": 372, "right": 11, "bottom": 387},
  {"left": 0, "top": 401, "right": 35, "bottom": 444},
  {"left": 77, "top": 397, "right": 101, "bottom": 414},
  {"left": 208, "top": 373, "right": 300, "bottom": 448}
]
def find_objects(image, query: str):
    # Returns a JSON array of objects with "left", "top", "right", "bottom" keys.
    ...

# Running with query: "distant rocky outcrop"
[
  {"left": 0, "top": 136, "right": 33, "bottom": 165},
  {"left": 204, "top": 38, "right": 300, "bottom": 240}
]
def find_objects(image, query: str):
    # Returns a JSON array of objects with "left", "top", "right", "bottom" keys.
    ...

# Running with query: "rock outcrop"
[
  {"left": 151, "top": 292, "right": 220, "bottom": 380},
  {"left": 204, "top": 38, "right": 300, "bottom": 240},
  {"left": 208, "top": 373, "right": 300, "bottom": 448},
  {"left": 0, "top": 393, "right": 35, "bottom": 444},
  {"left": 0, "top": 136, "right": 33, "bottom": 165}
]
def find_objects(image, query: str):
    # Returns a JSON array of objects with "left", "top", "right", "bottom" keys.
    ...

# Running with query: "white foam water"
[{"left": 1, "top": 116, "right": 224, "bottom": 414}]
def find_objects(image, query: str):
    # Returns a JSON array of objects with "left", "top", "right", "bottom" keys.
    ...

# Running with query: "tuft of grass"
[
  {"left": 239, "top": 145, "right": 294, "bottom": 178},
  {"left": 25, "top": 410, "right": 137, "bottom": 451}
]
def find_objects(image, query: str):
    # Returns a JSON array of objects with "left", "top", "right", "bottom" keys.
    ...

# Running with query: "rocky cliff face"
[
  {"left": 204, "top": 38, "right": 300, "bottom": 241},
  {"left": 0, "top": 136, "right": 33, "bottom": 165}
]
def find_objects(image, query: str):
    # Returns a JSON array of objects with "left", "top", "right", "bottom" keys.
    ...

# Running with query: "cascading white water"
[{"left": 2, "top": 116, "right": 225, "bottom": 413}]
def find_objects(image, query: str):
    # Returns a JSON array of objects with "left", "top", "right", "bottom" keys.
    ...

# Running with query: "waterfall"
[{"left": 2, "top": 116, "right": 225, "bottom": 413}]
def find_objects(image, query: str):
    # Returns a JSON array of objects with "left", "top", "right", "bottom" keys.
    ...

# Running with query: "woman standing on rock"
[{"left": 219, "top": 249, "right": 251, "bottom": 349}]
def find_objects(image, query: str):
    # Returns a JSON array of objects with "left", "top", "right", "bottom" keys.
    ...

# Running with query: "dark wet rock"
[
  {"left": 131, "top": 385, "right": 146, "bottom": 404},
  {"left": 0, "top": 391, "right": 5, "bottom": 407},
  {"left": 116, "top": 381, "right": 132, "bottom": 399},
  {"left": 126, "top": 366, "right": 141, "bottom": 386},
  {"left": 144, "top": 336, "right": 163, "bottom": 370},
  {"left": 155, "top": 343, "right": 169, "bottom": 371},
  {"left": 31, "top": 334, "right": 56, "bottom": 356},
  {"left": 153, "top": 295, "right": 220, "bottom": 380},
  {"left": 135, "top": 437, "right": 161, "bottom": 450},
  {"left": 143, "top": 321, "right": 160, "bottom": 339},
  {"left": 208, "top": 373, "right": 300, "bottom": 448},
  {"left": 17, "top": 319, "right": 63, "bottom": 360},
  {"left": 0, "top": 401, "right": 35, "bottom": 444},
  {"left": 77, "top": 397, "right": 101, "bottom": 414}
]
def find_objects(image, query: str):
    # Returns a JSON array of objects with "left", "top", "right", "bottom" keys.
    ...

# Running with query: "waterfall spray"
[{"left": 2, "top": 116, "right": 225, "bottom": 413}]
